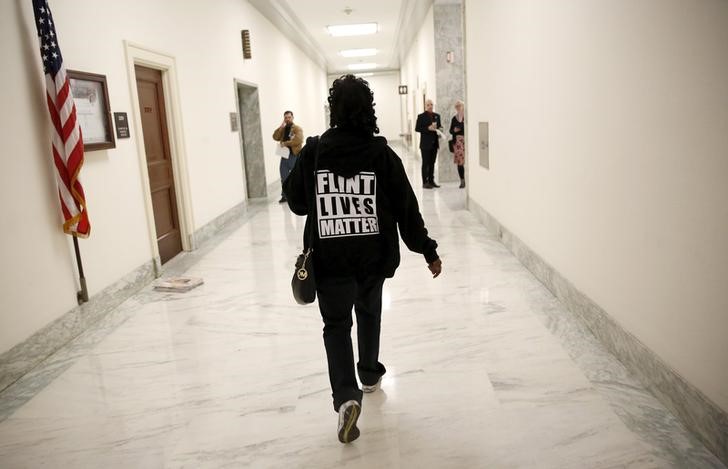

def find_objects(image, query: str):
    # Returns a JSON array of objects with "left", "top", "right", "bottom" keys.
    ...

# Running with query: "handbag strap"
[{"left": 305, "top": 137, "right": 321, "bottom": 251}]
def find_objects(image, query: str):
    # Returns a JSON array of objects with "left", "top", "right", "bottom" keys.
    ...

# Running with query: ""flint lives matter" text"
[{"left": 315, "top": 170, "right": 379, "bottom": 238}]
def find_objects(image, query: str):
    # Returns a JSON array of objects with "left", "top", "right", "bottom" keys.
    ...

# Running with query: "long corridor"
[{"left": 0, "top": 146, "right": 722, "bottom": 468}]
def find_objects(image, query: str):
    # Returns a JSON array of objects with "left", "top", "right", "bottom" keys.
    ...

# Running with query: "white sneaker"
[
  {"left": 337, "top": 400, "right": 361, "bottom": 443},
  {"left": 362, "top": 377, "right": 382, "bottom": 393}
]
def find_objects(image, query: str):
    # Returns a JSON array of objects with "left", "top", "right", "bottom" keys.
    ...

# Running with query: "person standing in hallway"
[
  {"left": 272, "top": 111, "right": 303, "bottom": 203},
  {"left": 284, "top": 75, "right": 442, "bottom": 444},
  {"left": 415, "top": 99, "right": 442, "bottom": 189},
  {"left": 450, "top": 100, "right": 466, "bottom": 188}
]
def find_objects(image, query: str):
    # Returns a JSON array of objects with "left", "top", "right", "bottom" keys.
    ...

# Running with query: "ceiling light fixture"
[
  {"left": 347, "top": 63, "right": 377, "bottom": 71},
  {"left": 340, "top": 48, "right": 378, "bottom": 58},
  {"left": 356, "top": 72, "right": 374, "bottom": 77},
  {"left": 327, "top": 23, "right": 378, "bottom": 37}
]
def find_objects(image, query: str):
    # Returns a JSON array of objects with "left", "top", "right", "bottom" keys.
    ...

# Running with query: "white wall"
[
  {"left": 366, "top": 73, "right": 402, "bottom": 143},
  {"left": 399, "top": 5, "right": 437, "bottom": 150},
  {"left": 465, "top": 0, "right": 728, "bottom": 411},
  {"left": 326, "top": 72, "right": 402, "bottom": 143},
  {"left": 0, "top": 0, "right": 327, "bottom": 354}
]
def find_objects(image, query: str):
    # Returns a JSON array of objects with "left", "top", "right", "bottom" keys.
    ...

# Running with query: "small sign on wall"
[
  {"left": 114, "top": 112, "right": 130, "bottom": 139},
  {"left": 479, "top": 122, "right": 489, "bottom": 169}
]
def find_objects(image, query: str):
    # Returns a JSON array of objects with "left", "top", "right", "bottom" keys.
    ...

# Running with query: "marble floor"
[{"left": 0, "top": 146, "right": 724, "bottom": 468}]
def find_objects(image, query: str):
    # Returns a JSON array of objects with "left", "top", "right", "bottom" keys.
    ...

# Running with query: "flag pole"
[
  {"left": 72, "top": 235, "right": 89, "bottom": 304},
  {"left": 33, "top": 1, "right": 92, "bottom": 303}
]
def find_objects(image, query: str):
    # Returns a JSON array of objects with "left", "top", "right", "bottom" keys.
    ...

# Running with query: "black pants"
[
  {"left": 317, "top": 274, "right": 387, "bottom": 412},
  {"left": 420, "top": 146, "right": 438, "bottom": 184}
]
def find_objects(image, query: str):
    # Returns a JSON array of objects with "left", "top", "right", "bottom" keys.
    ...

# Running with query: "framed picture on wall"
[{"left": 67, "top": 70, "right": 116, "bottom": 151}]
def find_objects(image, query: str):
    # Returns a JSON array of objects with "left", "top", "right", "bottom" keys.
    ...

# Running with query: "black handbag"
[
  {"left": 448, "top": 138, "right": 455, "bottom": 153},
  {"left": 291, "top": 137, "right": 320, "bottom": 305},
  {"left": 292, "top": 246, "right": 315, "bottom": 305}
]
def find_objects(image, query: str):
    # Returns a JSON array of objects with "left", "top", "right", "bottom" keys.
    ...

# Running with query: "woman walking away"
[
  {"left": 450, "top": 100, "right": 466, "bottom": 188},
  {"left": 284, "top": 74, "right": 442, "bottom": 444}
]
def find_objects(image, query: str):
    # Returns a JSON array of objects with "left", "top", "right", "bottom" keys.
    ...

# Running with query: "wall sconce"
[
  {"left": 398, "top": 85, "right": 408, "bottom": 95},
  {"left": 446, "top": 51, "right": 454, "bottom": 63},
  {"left": 241, "top": 30, "right": 252, "bottom": 59}
]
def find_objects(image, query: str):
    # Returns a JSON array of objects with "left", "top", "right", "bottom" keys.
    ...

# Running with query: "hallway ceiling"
[
  {"left": 286, "top": 0, "right": 402, "bottom": 74},
  {"left": 249, "top": 0, "right": 435, "bottom": 75}
]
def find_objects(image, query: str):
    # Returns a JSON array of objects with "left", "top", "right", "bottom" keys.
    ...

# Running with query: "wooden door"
[{"left": 135, "top": 65, "right": 182, "bottom": 264}]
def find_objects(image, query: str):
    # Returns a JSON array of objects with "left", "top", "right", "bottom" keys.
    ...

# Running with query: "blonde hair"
[{"left": 454, "top": 100, "right": 464, "bottom": 109}]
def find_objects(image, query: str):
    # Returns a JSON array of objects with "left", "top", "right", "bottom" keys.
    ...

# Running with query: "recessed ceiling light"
[
  {"left": 327, "top": 23, "right": 378, "bottom": 37},
  {"left": 348, "top": 63, "right": 377, "bottom": 71},
  {"left": 340, "top": 48, "right": 378, "bottom": 58}
]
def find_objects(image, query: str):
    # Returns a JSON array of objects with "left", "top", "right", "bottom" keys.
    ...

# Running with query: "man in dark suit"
[{"left": 415, "top": 99, "right": 442, "bottom": 188}]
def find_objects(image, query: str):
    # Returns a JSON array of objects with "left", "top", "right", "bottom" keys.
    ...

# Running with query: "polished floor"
[{"left": 0, "top": 146, "right": 724, "bottom": 468}]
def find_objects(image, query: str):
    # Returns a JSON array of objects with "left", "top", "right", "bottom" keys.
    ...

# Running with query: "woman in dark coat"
[{"left": 284, "top": 75, "right": 442, "bottom": 443}]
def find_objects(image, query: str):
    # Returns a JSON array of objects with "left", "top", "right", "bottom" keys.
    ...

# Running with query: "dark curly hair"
[{"left": 328, "top": 74, "right": 379, "bottom": 135}]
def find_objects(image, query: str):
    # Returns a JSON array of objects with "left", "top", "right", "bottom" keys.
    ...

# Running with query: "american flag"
[{"left": 33, "top": 0, "right": 90, "bottom": 237}]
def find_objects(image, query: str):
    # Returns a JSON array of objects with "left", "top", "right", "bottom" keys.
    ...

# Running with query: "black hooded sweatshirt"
[{"left": 283, "top": 128, "right": 439, "bottom": 279}]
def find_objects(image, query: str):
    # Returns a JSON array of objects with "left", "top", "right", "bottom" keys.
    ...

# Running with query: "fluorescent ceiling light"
[
  {"left": 327, "top": 23, "right": 378, "bottom": 37},
  {"left": 356, "top": 72, "right": 374, "bottom": 77},
  {"left": 340, "top": 48, "right": 378, "bottom": 58},
  {"left": 347, "top": 63, "right": 377, "bottom": 71}
]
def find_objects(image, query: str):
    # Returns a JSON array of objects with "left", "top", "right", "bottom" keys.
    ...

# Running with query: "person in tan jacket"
[{"left": 273, "top": 111, "right": 304, "bottom": 203}]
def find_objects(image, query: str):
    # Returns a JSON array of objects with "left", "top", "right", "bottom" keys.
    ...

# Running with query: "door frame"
[
  {"left": 124, "top": 41, "right": 194, "bottom": 273},
  {"left": 233, "top": 78, "right": 261, "bottom": 199}
]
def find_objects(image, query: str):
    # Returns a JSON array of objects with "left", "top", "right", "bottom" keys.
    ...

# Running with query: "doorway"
[
  {"left": 135, "top": 65, "right": 183, "bottom": 264},
  {"left": 235, "top": 81, "right": 267, "bottom": 198}
]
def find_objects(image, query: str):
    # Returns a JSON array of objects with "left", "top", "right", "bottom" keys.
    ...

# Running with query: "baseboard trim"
[
  {"left": 0, "top": 260, "right": 156, "bottom": 394},
  {"left": 191, "top": 201, "right": 246, "bottom": 249},
  {"left": 268, "top": 179, "right": 281, "bottom": 202},
  {"left": 467, "top": 196, "right": 728, "bottom": 466}
]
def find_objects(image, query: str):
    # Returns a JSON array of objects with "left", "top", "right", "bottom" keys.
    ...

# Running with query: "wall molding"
[
  {"left": 247, "top": 0, "right": 328, "bottom": 71},
  {"left": 191, "top": 202, "right": 246, "bottom": 249},
  {"left": 467, "top": 196, "right": 728, "bottom": 466},
  {"left": 268, "top": 179, "right": 282, "bottom": 201},
  {"left": 0, "top": 260, "right": 156, "bottom": 395}
]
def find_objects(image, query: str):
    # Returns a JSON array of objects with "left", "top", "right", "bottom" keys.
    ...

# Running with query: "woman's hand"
[{"left": 428, "top": 258, "right": 442, "bottom": 278}]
